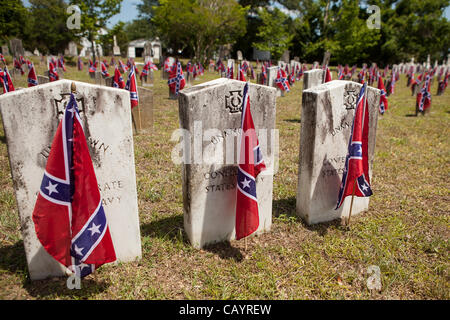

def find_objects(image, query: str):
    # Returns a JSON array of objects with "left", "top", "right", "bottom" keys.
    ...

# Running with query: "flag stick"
[
  {"left": 138, "top": 105, "right": 142, "bottom": 131},
  {"left": 245, "top": 236, "right": 248, "bottom": 251},
  {"left": 131, "top": 112, "right": 138, "bottom": 135},
  {"left": 347, "top": 179, "right": 357, "bottom": 226}
]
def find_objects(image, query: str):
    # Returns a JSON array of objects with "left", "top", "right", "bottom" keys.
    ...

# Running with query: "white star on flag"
[
  {"left": 45, "top": 181, "right": 59, "bottom": 195},
  {"left": 87, "top": 222, "right": 101, "bottom": 236},
  {"left": 241, "top": 178, "right": 251, "bottom": 189},
  {"left": 74, "top": 244, "right": 84, "bottom": 256}
]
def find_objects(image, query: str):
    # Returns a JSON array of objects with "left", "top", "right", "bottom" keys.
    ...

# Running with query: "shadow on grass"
[
  {"left": 272, "top": 197, "right": 344, "bottom": 236},
  {"left": 0, "top": 240, "right": 27, "bottom": 275},
  {"left": 141, "top": 214, "right": 245, "bottom": 262},
  {"left": 0, "top": 240, "right": 109, "bottom": 298},
  {"left": 0, "top": 135, "right": 6, "bottom": 144},
  {"left": 203, "top": 241, "right": 243, "bottom": 262},
  {"left": 405, "top": 114, "right": 418, "bottom": 117},
  {"left": 283, "top": 118, "right": 301, "bottom": 123},
  {"left": 23, "top": 277, "right": 110, "bottom": 299},
  {"left": 141, "top": 214, "right": 189, "bottom": 245}
]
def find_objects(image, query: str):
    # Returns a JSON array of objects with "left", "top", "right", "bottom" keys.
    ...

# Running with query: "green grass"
[{"left": 0, "top": 57, "right": 448, "bottom": 299}]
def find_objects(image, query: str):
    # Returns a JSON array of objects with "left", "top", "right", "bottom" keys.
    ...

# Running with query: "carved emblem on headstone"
[
  {"left": 54, "top": 93, "right": 85, "bottom": 119},
  {"left": 344, "top": 89, "right": 359, "bottom": 110},
  {"left": 225, "top": 90, "right": 243, "bottom": 113}
]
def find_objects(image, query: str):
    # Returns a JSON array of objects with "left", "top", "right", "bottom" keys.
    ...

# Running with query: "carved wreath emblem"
[{"left": 225, "top": 90, "right": 243, "bottom": 113}]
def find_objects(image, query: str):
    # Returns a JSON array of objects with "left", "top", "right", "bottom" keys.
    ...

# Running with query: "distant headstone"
[
  {"left": 0, "top": 80, "right": 142, "bottom": 280},
  {"left": 37, "top": 75, "right": 49, "bottom": 84},
  {"left": 296, "top": 80, "right": 380, "bottom": 224},
  {"left": 66, "top": 41, "right": 78, "bottom": 57},
  {"left": 281, "top": 50, "right": 290, "bottom": 63},
  {"left": 253, "top": 48, "right": 270, "bottom": 61},
  {"left": 44, "top": 70, "right": 64, "bottom": 80},
  {"left": 303, "top": 69, "right": 325, "bottom": 91},
  {"left": 1, "top": 45, "right": 9, "bottom": 56},
  {"left": 161, "top": 56, "right": 175, "bottom": 80},
  {"left": 132, "top": 87, "right": 153, "bottom": 132},
  {"left": 322, "top": 51, "right": 331, "bottom": 68},
  {"left": 33, "top": 48, "right": 40, "bottom": 56},
  {"left": 144, "top": 42, "right": 152, "bottom": 60},
  {"left": 178, "top": 78, "right": 277, "bottom": 248},
  {"left": 113, "top": 36, "right": 121, "bottom": 56},
  {"left": 128, "top": 46, "right": 136, "bottom": 58},
  {"left": 237, "top": 50, "right": 243, "bottom": 61},
  {"left": 10, "top": 38, "right": 24, "bottom": 57}
]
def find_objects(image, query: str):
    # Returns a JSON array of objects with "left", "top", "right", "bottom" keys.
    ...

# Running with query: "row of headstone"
[
  {"left": 0, "top": 66, "right": 380, "bottom": 279},
  {"left": 177, "top": 77, "right": 380, "bottom": 248}
]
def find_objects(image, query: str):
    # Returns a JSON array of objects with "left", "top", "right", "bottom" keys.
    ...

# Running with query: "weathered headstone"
[
  {"left": 237, "top": 50, "right": 243, "bottom": 61},
  {"left": 113, "top": 36, "right": 121, "bottom": 56},
  {"left": 296, "top": 80, "right": 379, "bottom": 225},
  {"left": 44, "top": 70, "right": 64, "bottom": 80},
  {"left": 161, "top": 56, "right": 175, "bottom": 80},
  {"left": 37, "top": 75, "right": 49, "bottom": 84},
  {"left": 132, "top": 87, "right": 153, "bottom": 132},
  {"left": 10, "top": 38, "right": 24, "bottom": 57},
  {"left": 0, "top": 80, "right": 142, "bottom": 280},
  {"left": 253, "top": 48, "right": 270, "bottom": 61},
  {"left": 281, "top": 50, "right": 290, "bottom": 63},
  {"left": 303, "top": 69, "right": 325, "bottom": 91},
  {"left": 1, "top": 45, "right": 10, "bottom": 56},
  {"left": 66, "top": 41, "right": 78, "bottom": 57},
  {"left": 178, "top": 78, "right": 277, "bottom": 248}
]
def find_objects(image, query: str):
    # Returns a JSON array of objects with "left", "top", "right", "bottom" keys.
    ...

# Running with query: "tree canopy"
[{"left": 0, "top": 0, "right": 448, "bottom": 64}]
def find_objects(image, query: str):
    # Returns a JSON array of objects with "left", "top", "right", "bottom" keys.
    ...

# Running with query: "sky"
[{"left": 23, "top": 0, "right": 450, "bottom": 28}]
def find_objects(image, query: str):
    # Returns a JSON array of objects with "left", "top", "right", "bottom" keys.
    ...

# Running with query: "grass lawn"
[{"left": 0, "top": 58, "right": 448, "bottom": 299}]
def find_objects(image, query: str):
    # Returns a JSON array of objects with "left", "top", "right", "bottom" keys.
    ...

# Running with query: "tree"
[
  {"left": 0, "top": 0, "right": 29, "bottom": 44},
  {"left": 152, "top": 0, "right": 248, "bottom": 63},
  {"left": 252, "top": 7, "right": 294, "bottom": 61},
  {"left": 27, "top": 0, "right": 77, "bottom": 55},
  {"left": 99, "top": 21, "right": 128, "bottom": 56},
  {"left": 69, "top": 0, "right": 122, "bottom": 61}
]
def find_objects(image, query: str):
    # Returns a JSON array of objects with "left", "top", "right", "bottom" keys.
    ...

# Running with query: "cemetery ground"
[{"left": 0, "top": 58, "right": 448, "bottom": 300}]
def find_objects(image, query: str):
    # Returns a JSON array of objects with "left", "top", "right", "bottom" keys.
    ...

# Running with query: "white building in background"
[{"left": 127, "top": 38, "right": 162, "bottom": 62}]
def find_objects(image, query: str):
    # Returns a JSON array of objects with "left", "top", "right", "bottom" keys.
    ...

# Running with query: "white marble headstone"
[
  {"left": 178, "top": 79, "right": 277, "bottom": 248},
  {"left": 0, "top": 80, "right": 142, "bottom": 280},
  {"left": 303, "top": 69, "right": 325, "bottom": 91},
  {"left": 296, "top": 80, "right": 379, "bottom": 224}
]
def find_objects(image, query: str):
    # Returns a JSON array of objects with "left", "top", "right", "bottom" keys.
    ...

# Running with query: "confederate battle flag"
[
  {"left": 125, "top": 66, "right": 139, "bottom": 108},
  {"left": 168, "top": 61, "right": 186, "bottom": 95},
  {"left": 236, "top": 83, "right": 266, "bottom": 240},
  {"left": 336, "top": 83, "right": 373, "bottom": 209},
  {"left": 32, "top": 94, "right": 116, "bottom": 277},
  {"left": 27, "top": 60, "right": 38, "bottom": 87}
]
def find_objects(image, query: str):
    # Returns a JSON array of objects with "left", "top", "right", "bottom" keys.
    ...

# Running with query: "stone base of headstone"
[
  {"left": 161, "top": 70, "right": 170, "bottom": 80},
  {"left": 37, "top": 75, "right": 49, "bottom": 84},
  {"left": 132, "top": 87, "right": 153, "bottom": 133},
  {"left": 169, "top": 88, "right": 179, "bottom": 100},
  {"left": 95, "top": 71, "right": 105, "bottom": 85},
  {"left": 296, "top": 80, "right": 379, "bottom": 225},
  {"left": 140, "top": 75, "right": 152, "bottom": 87},
  {"left": 56, "top": 68, "right": 64, "bottom": 79},
  {"left": 104, "top": 76, "right": 114, "bottom": 87},
  {"left": 303, "top": 69, "right": 325, "bottom": 91},
  {"left": 436, "top": 83, "right": 444, "bottom": 96}
]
